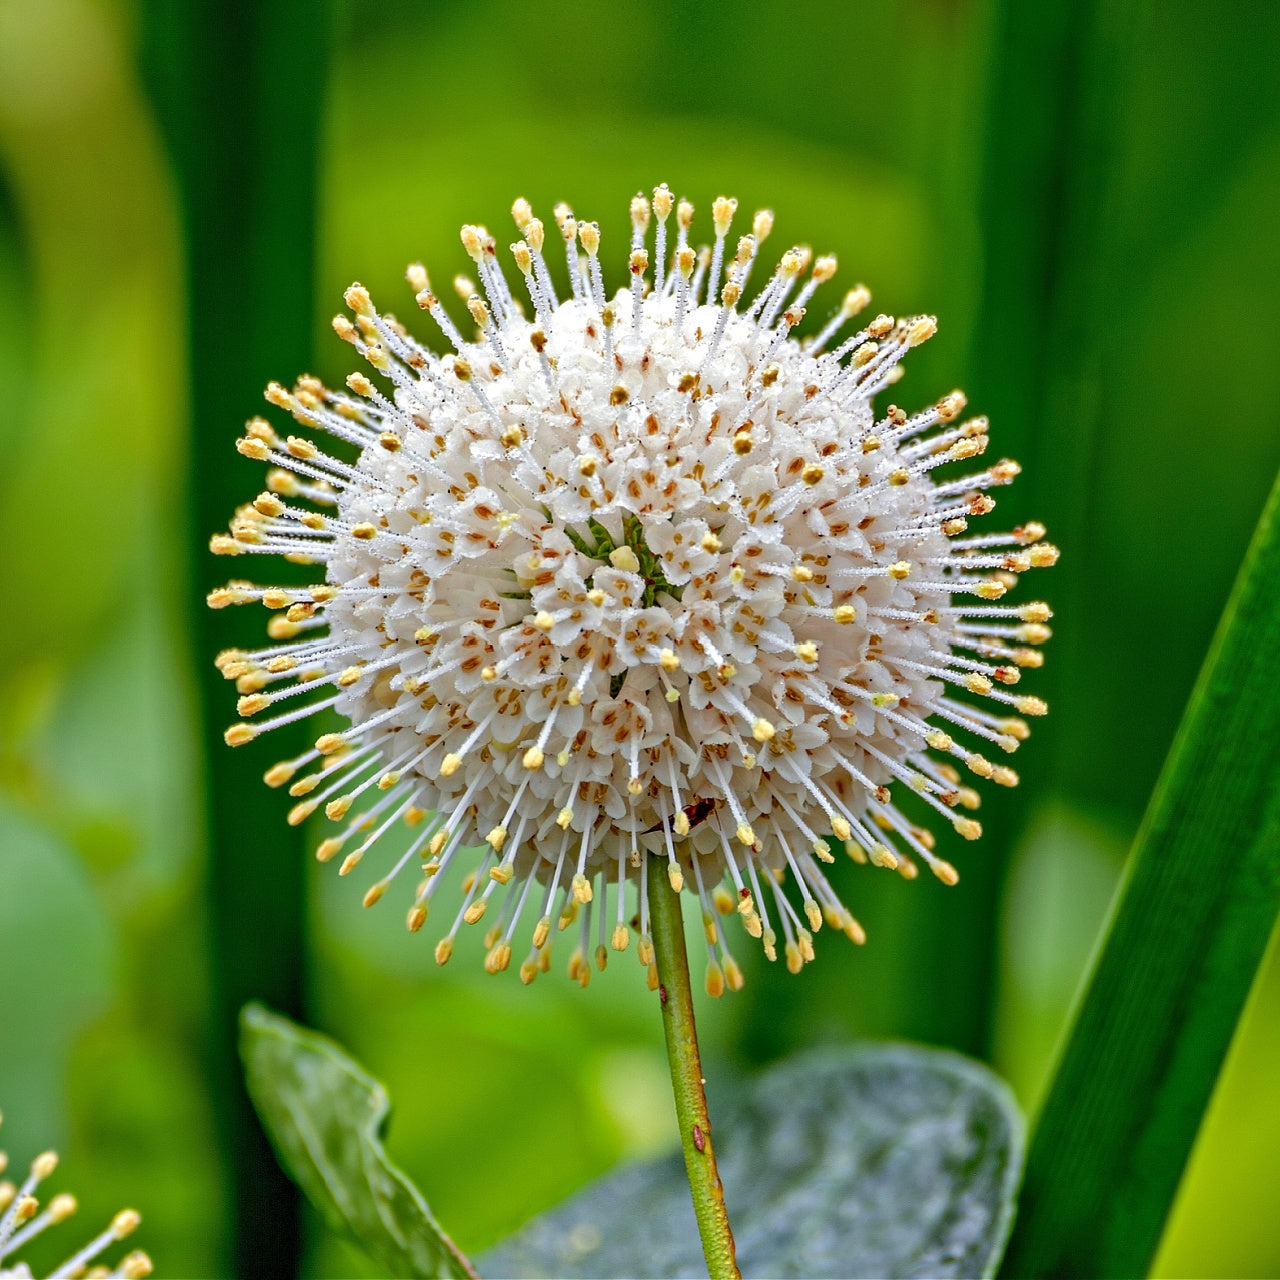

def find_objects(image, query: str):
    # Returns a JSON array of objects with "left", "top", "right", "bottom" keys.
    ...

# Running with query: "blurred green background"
[{"left": 0, "top": 0, "right": 1277, "bottom": 1276}]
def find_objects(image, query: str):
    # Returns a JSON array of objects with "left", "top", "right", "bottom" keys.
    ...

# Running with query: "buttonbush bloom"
[
  {"left": 0, "top": 1112, "right": 150, "bottom": 1279},
  {"left": 212, "top": 187, "right": 1054, "bottom": 992}
]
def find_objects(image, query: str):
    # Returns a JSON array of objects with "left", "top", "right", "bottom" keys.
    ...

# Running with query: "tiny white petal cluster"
[
  {"left": 0, "top": 1113, "right": 150, "bottom": 1279},
  {"left": 213, "top": 187, "right": 1055, "bottom": 991}
]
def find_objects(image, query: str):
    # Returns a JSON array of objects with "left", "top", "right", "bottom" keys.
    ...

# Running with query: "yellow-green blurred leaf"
[{"left": 240, "top": 1004, "right": 478, "bottom": 1280}]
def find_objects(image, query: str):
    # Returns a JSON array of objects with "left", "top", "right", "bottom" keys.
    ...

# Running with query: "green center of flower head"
[
  {"left": 510, "top": 509, "right": 684, "bottom": 609},
  {"left": 553, "top": 512, "right": 685, "bottom": 695},
  {"left": 565, "top": 512, "right": 686, "bottom": 608},
  {"left": 512, "top": 510, "right": 687, "bottom": 698}
]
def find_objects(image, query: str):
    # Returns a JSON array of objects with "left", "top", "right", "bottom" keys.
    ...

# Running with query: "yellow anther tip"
[{"left": 112, "top": 1208, "right": 142, "bottom": 1238}]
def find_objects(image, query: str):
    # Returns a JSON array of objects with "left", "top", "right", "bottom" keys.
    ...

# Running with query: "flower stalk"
[{"left": 648, "top": 857, "right": 741, "bottom": 1280}]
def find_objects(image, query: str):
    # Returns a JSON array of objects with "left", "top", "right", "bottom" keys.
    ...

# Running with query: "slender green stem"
[{"left": 647, "top": 858, "right": 741, "bottom": 1280}]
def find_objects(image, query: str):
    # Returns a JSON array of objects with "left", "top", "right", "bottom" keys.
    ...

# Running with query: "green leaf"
[
  {"left": 1000, "top": 470, "right": 1280, "bottom": 1278},
  {"left": 481, "top": 1044, "right": 1023, "bottom": 1280},
  {"left": 239, "top": 1004, "right": 478, "bottom": 1280}
]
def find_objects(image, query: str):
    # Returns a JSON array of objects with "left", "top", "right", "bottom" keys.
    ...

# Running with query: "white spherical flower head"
[
  {"left": 213, "top": 188, "right": 1055, "bottom": 991},
  {"left": 0, "top": 1112, "right": 151, "bottom": 1279}
]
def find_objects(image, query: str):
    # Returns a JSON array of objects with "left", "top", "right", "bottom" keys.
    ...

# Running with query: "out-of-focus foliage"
[
  {"left": 241, "top": 1005, "right": 478, "bottom": 1280},
  {"left": 0, "top": 0, "right": 1276, "bottom": 1276}
]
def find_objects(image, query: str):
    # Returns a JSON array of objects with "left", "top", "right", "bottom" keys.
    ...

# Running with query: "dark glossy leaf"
[
  {"left": 239, "top": 1004, "right": 477, "bottom": 1280},
  {"left": 482, "top": 1044, "right": 1023, "bottom": 1280}
]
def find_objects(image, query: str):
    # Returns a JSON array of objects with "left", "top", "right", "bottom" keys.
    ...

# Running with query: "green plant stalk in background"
[
  {"left": 139, "top": 3, "right": 332, "bottom": 1275},
  {"left": 960, "top": 0, "right": 1103, "bottom": 1062},
  {"left": 1001, "top": 469, "right": 1280, "bottom": 1278},
  {"left": 648, "top": 860, "right": 741, "bottom": 1280}
]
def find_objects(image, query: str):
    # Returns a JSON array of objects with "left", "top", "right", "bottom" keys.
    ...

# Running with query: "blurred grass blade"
[
  {"left": 241, "top": 1004, "right": 478, "bottom": 1280},
  {"left": 951, "top": 0, "right": 1097, "bottom": 1060},
  {"left": 1000, "top": 469, "right": 1280, "bottom": 1278},
  {"left": 139, "top": 3, "right": 332, "bottom": 1275}
]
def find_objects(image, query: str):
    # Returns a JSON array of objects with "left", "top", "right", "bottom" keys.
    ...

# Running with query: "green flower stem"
[{"left": 648, "top": 859, "right": 741, "bottom": 1280}]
